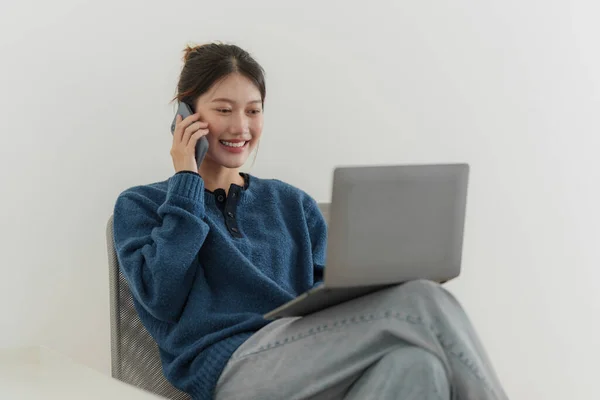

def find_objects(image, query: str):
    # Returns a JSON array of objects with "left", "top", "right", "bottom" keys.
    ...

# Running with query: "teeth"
[{"left": 220, "top": 140, "right": 246, "bottom": 148}]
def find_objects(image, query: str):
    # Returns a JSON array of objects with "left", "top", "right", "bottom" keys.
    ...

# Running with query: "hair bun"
[
  {"left": 184, "top": 43, "right": 210, "bottom": 61},
  {"left": 182, "top": 44, "right": 199, "bottom": 62},
  {"left": 183, "top": 42, "right": 219, "bottom": 62}
]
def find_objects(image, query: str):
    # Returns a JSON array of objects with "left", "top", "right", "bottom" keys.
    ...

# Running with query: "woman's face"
[{"left": 194, "top": 73, "right": 264, "bottom": 169}]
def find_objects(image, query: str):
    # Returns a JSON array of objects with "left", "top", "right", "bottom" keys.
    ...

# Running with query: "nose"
[{"left": 230, "top": 111, "right": 250, "bottom": 135}]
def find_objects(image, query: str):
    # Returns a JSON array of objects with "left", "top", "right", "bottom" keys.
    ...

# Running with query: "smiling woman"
[{"left": 112, "top": 41, "right": 508, "bottom": 400}]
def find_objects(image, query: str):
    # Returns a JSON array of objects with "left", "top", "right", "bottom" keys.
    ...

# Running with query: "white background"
[{"left": 1, "top": 1, "right": 599, "bottom": 399}]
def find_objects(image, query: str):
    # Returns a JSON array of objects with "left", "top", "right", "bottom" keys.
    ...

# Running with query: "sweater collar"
[{"left": 203, "top": 173, "right": 250, "bottom": 194}]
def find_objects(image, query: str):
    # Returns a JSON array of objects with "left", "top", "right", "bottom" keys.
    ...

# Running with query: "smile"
[
  {"left": 219, "top": 140, "right": 249, "bottom": 154},
  {"left": 219, "top": 140, "right": 247, "bottom": 148}
]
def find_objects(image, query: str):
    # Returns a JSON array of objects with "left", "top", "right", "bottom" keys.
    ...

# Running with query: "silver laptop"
[{"left": 263, "top": 163, "right": 470, "bottom": 320}]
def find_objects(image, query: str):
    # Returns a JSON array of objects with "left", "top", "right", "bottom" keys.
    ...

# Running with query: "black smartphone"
[{"left": 170, "top": 101, "right": 209, "bottom": 169}]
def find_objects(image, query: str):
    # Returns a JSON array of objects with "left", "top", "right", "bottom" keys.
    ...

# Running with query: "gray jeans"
[{"left": 214, "top": 280, "right": 508, "bottom": 400}]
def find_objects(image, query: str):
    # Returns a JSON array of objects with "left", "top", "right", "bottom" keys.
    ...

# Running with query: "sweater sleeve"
[
  {"left": 304, "top": 197, "right": 328, "bottom": 287},
  {"left": 113, "top": 172, "right": 210, "bottom": 323}
]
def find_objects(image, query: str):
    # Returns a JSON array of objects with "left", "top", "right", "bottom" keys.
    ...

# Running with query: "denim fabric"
[{"left": 214, "top": 280, "right": 508, "bottom": 400}]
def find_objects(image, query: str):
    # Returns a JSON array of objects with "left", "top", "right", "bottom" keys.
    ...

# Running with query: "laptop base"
[{"left": 263, "top": 283, "right": 398, "bottom": 319}]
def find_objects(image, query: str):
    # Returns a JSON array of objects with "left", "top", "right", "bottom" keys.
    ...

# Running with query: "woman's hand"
[{"left": 170, "top": 113, "right": 209, "bottom": 173}]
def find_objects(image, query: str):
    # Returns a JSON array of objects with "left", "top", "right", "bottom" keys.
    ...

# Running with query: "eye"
[
  {"left": 216, "top": 108, "right": 231, "bottom": 114},
  {"left": 248, "top": 109, "right": 262, "bottom": 115}
]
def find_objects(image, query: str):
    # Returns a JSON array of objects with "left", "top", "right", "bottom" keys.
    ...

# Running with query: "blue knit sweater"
[{"left": 113, "top": 171, "right": 327, "bottom": 399}]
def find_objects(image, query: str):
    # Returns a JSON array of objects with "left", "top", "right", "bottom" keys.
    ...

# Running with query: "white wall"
[{"left": 1, "top": 1, "right": 598, "bottom": 398}]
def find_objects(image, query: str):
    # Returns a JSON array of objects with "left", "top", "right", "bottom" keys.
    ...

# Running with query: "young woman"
[{"left": 113, "top": 42, "right": 508, "bottom": 400}]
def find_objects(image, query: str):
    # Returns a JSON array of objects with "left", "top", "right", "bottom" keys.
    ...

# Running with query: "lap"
[{"left": 214, "top": 280, "right": 455, "bottom": 400}]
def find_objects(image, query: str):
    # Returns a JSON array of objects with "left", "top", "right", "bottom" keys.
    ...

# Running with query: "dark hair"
[{"left": 174, "top": 42, "right": 266, "bottom": 109}]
